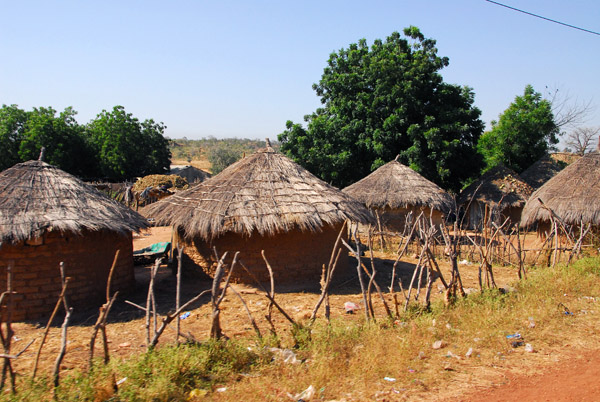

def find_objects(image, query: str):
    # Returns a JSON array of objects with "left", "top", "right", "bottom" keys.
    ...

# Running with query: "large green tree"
[
  {"left": 87, "top": 106, "right": 170, "bottom": 180},
  {"left": 278, "top": 27, "right": 484, "bottom": 192},
  {"left": 478, "top": 85, "right": 559, "bottom": 173},
  {"left": 18, "top": 106, "right": 95, "bottom": 177},
  {"left": 0, "top": 104, "right": 28, "bottom": 171}
]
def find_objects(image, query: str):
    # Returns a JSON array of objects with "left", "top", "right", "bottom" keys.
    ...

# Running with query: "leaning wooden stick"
[
  {"left": 228, "top": 286, "right": 262, "bottom": 339},
  {"left": 175, "top": 245, "right": 184, "bottom": 342},
  {"left": 210, "top": 251, "right": 237, "bottom": 339},
  {"left": 149, "top": 289, "right": 212, "bottom": 348},
  {"left": 88, "top": 292, "right": 118, "bottom": 369},
  {"left": 89, "top": 250, "right": 120, "bottom": 369},
  {"left": 32, "top": 277, "right": 70, "bottom": 379},
  {"left": 238, "top": 259, "right": 298, "bottom": 327},
  {"left": 53, "top": 263, "right": 72, "bottom": 390},
  {"left": 145, "top": 258, "right": 162, "bottom": 346},
  {"left": 310, "top": 221, "right": 346, "bottom": 322},
  {"left": 0, "top": 261, "right": 15, "bottom": 392}
]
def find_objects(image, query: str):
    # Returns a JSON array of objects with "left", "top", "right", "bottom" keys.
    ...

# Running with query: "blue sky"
[{"left": 1, "top": 0, "right": 599, "bottom": 142}]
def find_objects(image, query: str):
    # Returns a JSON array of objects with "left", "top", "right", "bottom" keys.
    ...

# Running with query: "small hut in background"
[
  {"left": 342, "top": 157, "right": 453, "bottom": 231},
  {"left": 459, "top": 164, "right": 533, "bottom": 229},
  {"left": 145, "top": 140, "right": 373, "bottom": 284},
  {"left": 170, "top": 165, "right": 211, "bottom": 185},
  {"left": 520, "top": 152, "right": 600, "bottom": 232},
  {"left": 520, "top": 156, "right": 567, "bottom": 190},
  {"left": 520, "top": 153, "right": 581, "bottom": 190},
  {"left": 0, "top": 159, "right": 148, "bottom": 321}
]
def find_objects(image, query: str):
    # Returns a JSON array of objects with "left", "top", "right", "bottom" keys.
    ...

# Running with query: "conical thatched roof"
[
  {"left": 145, "top": 143, "right": 374, "bottom": 241},
  {"left": 459, "top": 164, "right": 533, "bottom": 208},
  {"left": 342, "top": 159, "right": 453, "bottom": 212},
  {"left": 0, "top": 160, "right": 148, "bottom": 245},
  {"left": 520, "top": 152, "right": 600, "bottom": 227},
  {"left": 170, "top": 165, "right": 211, "bottom": 184},
  {"left": 520, "top": 156, "right": 567, "bottom": 190}
]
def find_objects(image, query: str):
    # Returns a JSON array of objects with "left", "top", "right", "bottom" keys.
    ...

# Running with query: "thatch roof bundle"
[
  {"left": 520, "top": 156, "right": 567, "bottom": 190},
  {"left": 342, "top": 158, "right": 453, "bottom": 212},
  {"left": 520, "top": 152, "right": 600, "bottom": 227},
  {"left": 0, "top": 160, "right": 148, "bottom": 245},
  {"left": 459, "top": 164, "right": 533, "bottom": 208},
  {"left": 145, "top": 143, "right": 374, "bottom": 240}
]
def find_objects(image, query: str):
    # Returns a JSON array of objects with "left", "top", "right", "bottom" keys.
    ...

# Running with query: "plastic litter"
[
  {"left": 528, "top": 317, "right": 536, "bottom": 328},
  {"left": 432, "top": 340, "right": 445, "bottom": 350},
  {"left": 269, "top": 347, "right": 300, "bottom": 364},
  {"left": 418, "top": 351, "right": 427, "bottom": 359},
  {"left": 465, "top": 347, "right": 474, "bottom": 358},
  {"left": 384, "top": 377, "right": 397, "bottom": 382},
  {"left": 293, "top": 384, "right": 315, "bottom": 401},
  {"left": 180, "top": 311, "right": 191, "bottom": 320},
  {"left": 511, "top": 341, "right": 524, "bottom": 348},
  {"left": 344, "top": 301, "right": 360, "bottom": 314},
  {"left": 525, "top": 343, "right": 535, "bottom": 353},
  {"left": 216, "top": 387, "right": 227, "bottom": 392},
  {"left": 506, "top": 333, "right": 521, "bottom": 339},
  {"left": 116, "top": 377, "right": 128, "bottom": 386},
  {"left": 558, "top": 303, "right": 574, "bottom": 316}
]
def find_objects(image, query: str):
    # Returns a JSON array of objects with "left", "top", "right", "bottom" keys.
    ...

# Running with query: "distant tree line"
[
  {"left": 0, "top": 105, "right": 171, "bottom": 181},
  {"left": 170, "top": 137, "right": 275, "bottom": 174}
]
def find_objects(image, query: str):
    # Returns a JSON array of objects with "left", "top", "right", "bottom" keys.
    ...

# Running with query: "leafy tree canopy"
[
  {"left": 0, "top": 104, "right": 171, "bottom": 181},
  {"left": 18, "top": 106, "right": 94, "bottom": 177},
  {"left": 278, "top": 27, "right": 484, "bottom": 192},
  {"left": 478, "top": 85, "right": 559, "bottom": 173},
  {"left": 86, "top": 106, "right": 171, "bottom": 181},
  {"left": 0, "top": 104, "right": 28, "bottom": 171}
]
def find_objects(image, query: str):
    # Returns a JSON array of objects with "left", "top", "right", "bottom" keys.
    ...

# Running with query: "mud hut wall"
[
  {"left": 380, "top": 206, "right": 445, "bottom": 232},
  {"left": 0, "top": 230, "right": 135, "bottom": 321},
  {"left": 464, "top": 202, "right": 523, "bottom": 230},
  {"left": 176, "top": 223, "right": 348, "bottom": 285},
  {"left": 502, "top": 206, "right": 524, "bottom": 227}
]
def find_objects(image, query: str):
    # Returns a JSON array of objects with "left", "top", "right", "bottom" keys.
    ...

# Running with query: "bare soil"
[{"left": 7, "top": 227, "right": 599, "bottom": 401}]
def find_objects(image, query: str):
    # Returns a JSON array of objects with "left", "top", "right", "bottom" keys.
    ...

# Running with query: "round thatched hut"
[
  {"left": 170, "top": 165, "right": 211, "bottom": 184},
  {"left": 342, "top": 157, "right": 453, "bottom": 231},
  {"left": 519, "top": 153, "right": 581, "bottom": 190},
  {"left": 459, "top": 164, "right": 533, "bottom": 229},
  {"left": 0, "top": 159, "right": 148, "bottom": 321},
  {"left": 145, "top": 141, "right": 373, "bottom": 284},
  {"left": 520, "top": 152, "right": 600, "bottom": 231}
]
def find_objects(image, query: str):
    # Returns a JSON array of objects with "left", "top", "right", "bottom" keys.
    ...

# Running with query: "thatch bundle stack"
[{"left": 132, "top": 174, "right": 189, "bottom": 193}]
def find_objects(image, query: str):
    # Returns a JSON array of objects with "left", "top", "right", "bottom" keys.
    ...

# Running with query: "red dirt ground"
[{"left": 447, "top": 349, "right": 600, "bottom": 402}]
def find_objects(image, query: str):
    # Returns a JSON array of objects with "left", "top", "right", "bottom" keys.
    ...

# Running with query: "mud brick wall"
[
  {"left": 176, "top": 223, "right": 349, "bottom": 285},
  {"left": 0, "top": 229, "right": 135, "bottom": 321},
  {"left": 380, "top": 206, "right": 445, "bottom": 232}
]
